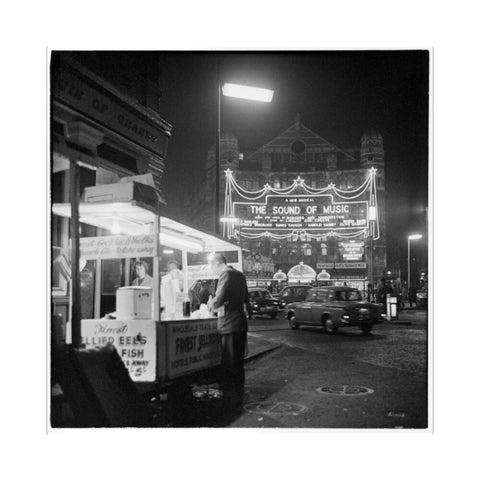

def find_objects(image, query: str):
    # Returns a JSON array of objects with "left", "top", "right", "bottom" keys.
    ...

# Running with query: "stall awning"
[{"left": 52, "top": 202, "right": 241, "bottom": 254}]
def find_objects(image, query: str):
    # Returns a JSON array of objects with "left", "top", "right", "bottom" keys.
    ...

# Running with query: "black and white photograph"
[
  {"left": 49, "top": 50, "right": 429, "bottom": 429},
  {"left": 4, "top": 3, "right": 480, "bottom": 479}
]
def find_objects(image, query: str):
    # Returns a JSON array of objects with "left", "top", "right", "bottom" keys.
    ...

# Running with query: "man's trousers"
[{"left": 220, "top": 331, "right": 247, "bottom": 388}]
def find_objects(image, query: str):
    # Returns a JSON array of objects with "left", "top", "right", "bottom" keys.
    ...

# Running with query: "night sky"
[{"left": 155, "top": 51, "right": 429, "bottom": 267}]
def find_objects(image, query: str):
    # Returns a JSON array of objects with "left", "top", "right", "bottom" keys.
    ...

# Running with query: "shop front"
[{"left": 50, "top": 53, "right": 243, "bottom": 387}]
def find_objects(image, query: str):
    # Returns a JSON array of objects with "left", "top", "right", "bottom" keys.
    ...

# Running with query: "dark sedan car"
[
  {"left": 274, "top": 285, "right": 312, "bottom": 305},
  {"left": 285, "top": 286, "right": 384, "bottom": 334},
  {"left": 248, "top": 288, "right": 285, "bottom": 318}
]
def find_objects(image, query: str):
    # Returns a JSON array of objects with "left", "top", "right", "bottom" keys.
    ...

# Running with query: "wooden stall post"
[
  {"left": 69, "top": 160, "right": 82, "bottom": 348},
  {"left": 152, "top": 216, "right": 161, "bottom": 321}
]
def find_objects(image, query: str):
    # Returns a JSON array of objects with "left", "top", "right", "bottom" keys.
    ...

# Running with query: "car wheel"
[
  {"left": 269, "top": 313, "right": 277, "bottom": 319},
  {"left": 323, "top": 316, "right": 337, "bottom": 334},
  {"left": 360, "top": 325, "right": 373, "bottom": 334},
  {"left": 288, "top": 313, "right": 299, "bottom": 330}
]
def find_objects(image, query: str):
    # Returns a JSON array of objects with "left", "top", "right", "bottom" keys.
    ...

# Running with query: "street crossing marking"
[
  {"left": 244, "top": 401, "right": 308, "bottom": 415},
  {"left": 316, "top": 385, "right": 374, "bottom": 396}
]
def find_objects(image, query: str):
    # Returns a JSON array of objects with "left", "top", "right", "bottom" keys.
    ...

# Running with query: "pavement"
[{"left": 148, "top": 308, "right": 428, "bottom": 428}]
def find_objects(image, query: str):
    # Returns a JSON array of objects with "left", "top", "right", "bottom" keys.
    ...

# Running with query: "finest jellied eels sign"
[
  {"left": 81, "top": 319, "right": 156, "bottom": 382},
  {"left": 233, "top": 194, "right": 368, "bottom": 232}
]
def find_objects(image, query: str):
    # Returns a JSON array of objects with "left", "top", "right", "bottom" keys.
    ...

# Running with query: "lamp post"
[
  {"left": 368, "top": 205, "right": 377, "bottom": 292},
  {"left": 407, "top": 234, "right": 423, "bottom": 292},
  {"left": 215, "top": 82, "right": 274, "bottom": 234}
]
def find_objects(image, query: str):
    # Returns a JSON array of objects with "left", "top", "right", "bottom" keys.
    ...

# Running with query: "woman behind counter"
[{"left": 132, "top": 260, "right": 153, "bottom": 287}]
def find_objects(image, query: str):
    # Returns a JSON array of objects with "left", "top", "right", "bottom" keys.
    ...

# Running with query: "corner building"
[{"left": 186, "top": 118, "right": 387, "bottom": 286}]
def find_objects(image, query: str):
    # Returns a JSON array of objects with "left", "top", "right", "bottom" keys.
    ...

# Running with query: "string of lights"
[{"left": 222, "top": 167, "right": 378, "bottom": 241}]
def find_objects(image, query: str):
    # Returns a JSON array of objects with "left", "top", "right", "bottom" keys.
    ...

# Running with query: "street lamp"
[
  {"left": 407, "top": 234, "right": 423, "bottom": 292},
  {"left": 215, "top": 82, "right": 274, "bottom": 235},
  {"left": 368, "top": 205, "right": 377, "bottom": 293}
]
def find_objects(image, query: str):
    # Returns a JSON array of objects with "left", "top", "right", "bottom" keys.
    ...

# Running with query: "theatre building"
[{"left": 186, "top": 117, "right": 387, "bottom": 289}]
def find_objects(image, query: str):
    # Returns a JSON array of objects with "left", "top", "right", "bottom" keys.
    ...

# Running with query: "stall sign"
[
  {"left": 81, "top": 319, "right": 156, "bottom": 382},
  {"left": 316, "top": 262, "right": 367, "bottom": 269},
  {"left": 233, "top": 195, "right": 368, "bottom": 231},
  {"left": 80, "top": 234, "right": 157, "bottom": 260},
  {"left": 166, "top": 320, "right": 221, "bottom": 379}
]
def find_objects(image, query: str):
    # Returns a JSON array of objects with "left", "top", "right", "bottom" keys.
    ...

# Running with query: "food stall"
[{"left": 52, "top": 182, "right": 243, "bottom": 387}]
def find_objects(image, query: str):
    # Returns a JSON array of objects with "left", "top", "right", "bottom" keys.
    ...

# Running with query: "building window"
[
  {"left": 320, "top": 243, "right": 328, "bottom": 256},
  {"left": 301, "top": 243, "right": 312, "bottom": 256},
  {"left": 272, "top": 244, "right": 279, "bottom": 256},
  {"left": 289, "top": 247, "right": 297, "bottom": 256},
  {"left": 291, "top": 140, "right": 306, "bottom": 155},
  {"left": 273, "top": 177, "right": 281, "bottom": 189},
  {"left": 281, "top": 179, "right": 289, "bottom": 188}
]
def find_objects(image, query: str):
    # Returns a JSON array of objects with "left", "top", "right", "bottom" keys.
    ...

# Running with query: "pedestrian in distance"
[
  {"left": 208, "top": 253, "right": 253, "bottom": 395},
  {"left": 408, "top": 285, "right": 417, "bottom": 308}
]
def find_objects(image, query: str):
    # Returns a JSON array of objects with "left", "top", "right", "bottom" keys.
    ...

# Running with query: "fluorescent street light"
[
  {"left": 368, "top": 205, "right": 377, "bottom": 221},
  {"left": 162, "top": 249, "right": 174, "bottom": 254},
  {"left": 222, "top": 83, "right": 274, "bottom": 103},
  {"left": 159, "top": 231, "right": 203, "bottom": 253},
  {"left": 220, "top": 217, "right": 239, "bottom": 223},
  {"left": 408, "top": 234, "right": 423, "bottom": 240}
]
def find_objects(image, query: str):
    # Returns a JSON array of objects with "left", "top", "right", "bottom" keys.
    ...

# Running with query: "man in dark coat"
[{"left": 208, "top": 253, "right": 252, "bottom": 391}]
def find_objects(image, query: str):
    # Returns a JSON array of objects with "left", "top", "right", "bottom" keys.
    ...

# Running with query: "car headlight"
[
  {"left": 342, "top": 314, "right": 349, "bottom": 319},
  {"left": 252, "top": 303, "right": 258, "bottom": 308}
]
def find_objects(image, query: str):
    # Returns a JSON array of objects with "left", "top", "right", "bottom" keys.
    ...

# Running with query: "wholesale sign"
[
  {"left": 81, "top": 319, "right": 156, "bottom": 382},
  {"left": 233, "top": 195, "right": 368, "bottom": 231},
  {"left": 166, "top": 320, "right": 221, "bottom": 379}
]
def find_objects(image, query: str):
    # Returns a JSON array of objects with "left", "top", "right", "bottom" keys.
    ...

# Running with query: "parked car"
[
  {"left": 248, "top": 288, "right": 285, "bottom": 318},
  {"left": 275, "top": 285, "right": 312, "bottom": 305},
  {"left": 285, "top": 286, "right": 384, "bottom": 334},
  {"left": 416, "top": 289, "right": 428, "bottom": 308}
]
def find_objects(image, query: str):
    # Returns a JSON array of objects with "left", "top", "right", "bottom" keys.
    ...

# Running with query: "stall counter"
[{"left": 81, "top": 316, "right": 221, "bottom": 384}]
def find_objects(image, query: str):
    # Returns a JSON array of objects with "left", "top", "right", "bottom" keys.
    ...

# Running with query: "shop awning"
[{"left": 52, "top": 202, "right": 241, "bottom": 254}]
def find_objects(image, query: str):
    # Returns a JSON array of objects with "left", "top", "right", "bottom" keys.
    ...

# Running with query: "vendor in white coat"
[{"left": 161, "top": 260, "right": 185, "bottom": 316}]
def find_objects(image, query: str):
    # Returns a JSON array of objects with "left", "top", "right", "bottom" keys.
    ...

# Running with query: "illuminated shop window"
[{"left": 301, "top": 244, "right": 312, "bottom": 256}]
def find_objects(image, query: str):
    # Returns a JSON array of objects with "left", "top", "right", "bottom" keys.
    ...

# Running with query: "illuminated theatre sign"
[
  {"left": 223, "top": 168, "right": 380, "bottom": 241},
  {"left": 234, "top": 195, "right": 368, "bottom": 231}
]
